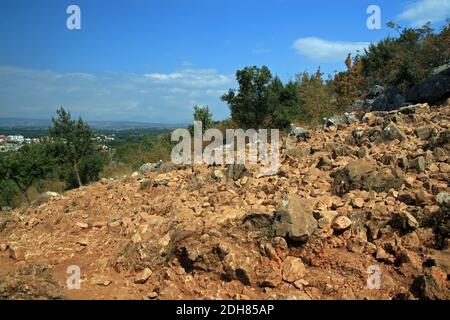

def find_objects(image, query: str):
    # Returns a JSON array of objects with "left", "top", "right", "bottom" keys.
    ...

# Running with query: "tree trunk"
[
  {"left": 22, "top": 192, "right": 31, "bottom": 206},
  {"left": 73, "top": 161, "right": 83, "bottom": 187},
  {"left": 13, "top": 180, "right": 30, "bottom": 206}
]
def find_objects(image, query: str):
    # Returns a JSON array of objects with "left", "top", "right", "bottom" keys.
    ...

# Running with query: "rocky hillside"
[{"left": 0, "top": 103, "right": 449, "bottom": 300}]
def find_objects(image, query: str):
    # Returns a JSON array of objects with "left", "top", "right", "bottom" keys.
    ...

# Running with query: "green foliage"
[
  {"left": 361, "top": 21, "right": 450, "bottom": 91},
  {"left": 71, "top": 152, "right": 107, "bottom": 187},
  {"left": 266, "top": 77, "right": 301, "bottom": 128},
  {"left": 111, "top": 133, "right": 173, "bottom": 171},
  {"left": 0, "top": 143, "right": 50, "bottom": 205},
  {"left": 222, "top": 66, "right": 273, "bottom": 128},
  {"left": 49, "top": 107, "right": 103, "bottom": 188},
  {"left": 296, "top": 68, "right": 337, "bottom": 125},
  {"left": 0, "top": 178, "right": 18, "bottom": 208},
  {"left": 193, "top": 105, "right": 213, "bottom": 132},
  {"left": 222, "top": 66, "right": 299, "bottom": 129}
]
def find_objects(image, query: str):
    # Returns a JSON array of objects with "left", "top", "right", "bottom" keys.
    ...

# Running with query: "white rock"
[
  {"left": 282, "top": 256, "right": 306, "bottom": 283},
  {"left": 135, "top": 268, "right": 153, "bottom": 284},
  {"left": 332, "top": 216, "right": 352, "bottom": 231}
]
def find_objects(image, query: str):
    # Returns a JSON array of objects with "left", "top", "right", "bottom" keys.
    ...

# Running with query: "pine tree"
[{"left": 48, "top": 107, "right": 99, "bottom": 188}]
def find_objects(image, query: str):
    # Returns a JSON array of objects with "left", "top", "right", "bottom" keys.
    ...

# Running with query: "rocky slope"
[{"left": 0, "top": 103, "right": 449, "bottom": 300}]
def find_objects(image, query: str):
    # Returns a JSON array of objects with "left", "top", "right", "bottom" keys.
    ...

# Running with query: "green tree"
[
  {"left": 360, "top": 21, "right": 449, "bottom": 91},
  {"left": 0, "top": 144, "right": 49, "bottom": 205},
  {"left": 193, "top": 105, "right": 213, "bottom": 133},
  {"left": 48, "top": 107, "right": 103, "bottom": 188},
  {"left": 266, "top": 77, "right": 300, "bottom": 128},
  {"left": 222, "top": 66, "right": 273, "bottom": 128},
  {"left": 0, "top": 179, "right": 18, "bottom": 208},
  {"left": 222, "top": 66, "right": 299, "bottom": 129},
  {"left": 296, "top": 68, "right": 335, "bottom": 125}
]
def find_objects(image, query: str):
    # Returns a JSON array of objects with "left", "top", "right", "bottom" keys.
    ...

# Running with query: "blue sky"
[{"left": 0, "top": 0, "right": 449, "bottom": 123}]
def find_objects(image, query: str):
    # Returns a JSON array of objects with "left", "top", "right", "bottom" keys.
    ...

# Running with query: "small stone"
[
  {"left": 93, "top": 220, "right": 106, "bottom": 228},
  {"left": 282, "top": 256, "right": 306, "bottom": 283},
  {"left": 393, "top": 211, "right": 419, "bottom": 230},
  {"left": 415, "top": 127, "right": 432, "bottom": 140},
  {"left": 135, "top": 268, "right": 153, "bottom": 284},
  {"left": 351, "top": 198, "right": 365, "bottom": 208},
  {"left": 409, "top": 157, "right": 426, "bottom": 173},
  {"left": 8, "top": 246, "right": 25, "bottom": 261},
  {"left": 332, "top": 216, "right": 352, "bottom": 231},
  {"left": 382, "top": 123, "right": 407, "bottom": 142},
  {"left": 365, "top": 242, "right": 377, "bottom": 255},
  {"left": 404, "top": 176, "right": 414, "bottom": 188},
  {"left": 264, "top": 243, "right": 281, "bottom": 263},
  {"left": 439, "top": 163, "right": 450, "bottom": 173},
  {"left": 211, "top": 169, "right": 224, "bottom": 180},
  {"left": 436, "top": 192, "right": 450, "bottom": 205},
  {"left": 147, "top": 292, "right": 158, "bottom": 299},
  {"left": 293, "top": 279, "right": 309, "bottom": 290},
  {"left": 75, "top": 222, "right": 89, "bottom": 229},
  {"left": 131, "top": 171, "right": 140, "bottom": 177},
  {"left": 222, "top": 252, "right": 255, "bottom": 285},
  {"left": 347, "top": 237, "right": 367, "bottom": 254},
  {"left": 259, "top": 267, "right": 282, "bottom": 288},
  {"left": 428, "top": 163, "right": 439, "bottom": 173},
  {"left": 139, "top": 162, "right": 161, "bottom": 174},
  {"left": 91, "top": 276, "right": 112, "bottom": 286},
  {"left": 45, "top": 191, "right": 59, "bottom": 198},
  {"left": 415, "top": 190, "right": 430, "bottom": 205},
  {"left": 76, "top": 239, "right": 89, "bottom": 246},
  {"left": 331, "top": 198, "right": 344, "bottom": 209},
  {"left": 357, "top": 146, "right": 368, "bottom": 158},
  {"left": 376, "top": 246, "right": 389, "bottom": 261}
]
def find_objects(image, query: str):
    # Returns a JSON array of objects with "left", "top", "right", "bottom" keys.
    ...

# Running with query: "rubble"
[
  {"left": 0, "top": 104, "right": 448, "bottom": 300},
  {"left": 0, "top": 264, "right": 65, "bottom": 300}
]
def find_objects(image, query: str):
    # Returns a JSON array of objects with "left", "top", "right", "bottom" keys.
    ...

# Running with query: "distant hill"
[{"left": 0, "top": 118, "right": 187, "bottom": 130}]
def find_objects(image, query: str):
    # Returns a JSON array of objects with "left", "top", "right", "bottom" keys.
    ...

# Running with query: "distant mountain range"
[{"left": 0, "top": 118, "right": 187, "bottom": 130}]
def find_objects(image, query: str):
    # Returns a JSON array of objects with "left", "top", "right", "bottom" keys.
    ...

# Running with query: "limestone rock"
[
  {"left": 273, "top": 195, "right": 318, "bottom": 243},
  {"left": 282, "top": 257, "right": 306, "bottom": 283}
]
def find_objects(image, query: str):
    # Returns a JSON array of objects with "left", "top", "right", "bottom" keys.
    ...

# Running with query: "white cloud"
[
  {"left": 144, "top": 69, "right": 233, "bottom": 88},
  {"left": 397, "top": 0, "right": 450, "bottom": 27},
  {"left": 0, "top": 66, "right": 233, "bottom": 123},
  {"left": 293, "top": 37, "right": 370, "bottom": 62}
]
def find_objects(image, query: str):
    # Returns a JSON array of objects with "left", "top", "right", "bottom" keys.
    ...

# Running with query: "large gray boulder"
[
  {"left": 382, "top": 123, "right": 408, "bottom": 142},
  {"left": 289, "top": 124, "right": 311, "bottom": 142},
  {"left": 273, "top": 195, "right": 318, "bottom": 243},
  {"left": 331, "top": 159, "right": 404, "bottom": 195},
  {"left": 369, "top": 88, "right": 406, "bottom": 112},
  {"left": 139, "top": 160, "right": 163, "bottom": 174},
  {"left": 406, "top": 64, "right": 450, "bottom": 104},
  {"left": 367, "top": 85, "right": 385, "bottom": 98}
]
